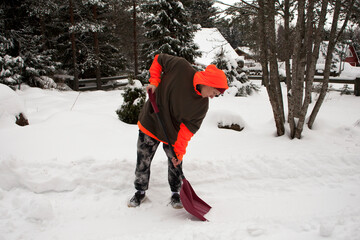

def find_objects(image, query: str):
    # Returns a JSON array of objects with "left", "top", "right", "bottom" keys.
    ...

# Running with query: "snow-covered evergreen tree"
[
  {"left": 181, "top": 0, "right": 217, "bottom": 28},
  {"left": 64, "top": 0, "right": 126, "bottom": 78},
  {"left": 141, "top": 0, "right": 201, "bottom": 68},
  {"left": 0, "top": 36, "right": 24, "bottom": 86},
  {"left": 0, "top": 0, "right": 59, "bottom": 87},
  {"left": 212, "top": 48, "right": 259, "bottom": 96},
  {"left": 217, "top": 2, "right": 258, "bottom": 50}
]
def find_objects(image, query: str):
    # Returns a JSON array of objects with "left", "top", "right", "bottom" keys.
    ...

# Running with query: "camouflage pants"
[{"left": 134, "top": 130, "right": 183, "bottom": 192}]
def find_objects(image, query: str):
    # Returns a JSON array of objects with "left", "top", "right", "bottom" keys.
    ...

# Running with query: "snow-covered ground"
[{"left": 1, "top": 81, "right": 360, "bottom": 240}]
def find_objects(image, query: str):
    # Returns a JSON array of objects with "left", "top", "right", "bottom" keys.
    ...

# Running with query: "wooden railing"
[
  {"left": 65, "top": 73, "right": 359, "bottom": 95},
  {"left": 248, "top": 75, "right": 360, "bottom": 96},
  {"left": 68, "top": 74, "right": 130, "bottom": 91}
]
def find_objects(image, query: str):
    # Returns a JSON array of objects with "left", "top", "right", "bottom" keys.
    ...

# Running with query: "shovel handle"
[
  {"left": 148, "top": 89, "right": 159, "bottom": 113},
  {"left": 147, "top": 89, "right": 185, "bottom": 179}
]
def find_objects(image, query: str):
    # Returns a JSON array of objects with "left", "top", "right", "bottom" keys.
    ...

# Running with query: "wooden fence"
[
  {"left": 66, "top": 74, "right": 359, "bottom": 96},
  {"left": 248, "top": 75, "right": 360, "bottom": 96},
  {"left": 68, "top": 74, "right": 129, "bottom": 91}
]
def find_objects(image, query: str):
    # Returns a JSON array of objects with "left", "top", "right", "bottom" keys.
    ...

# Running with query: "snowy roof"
[{"left": 193, "top": 28, "right": 241, "bottom": 67}]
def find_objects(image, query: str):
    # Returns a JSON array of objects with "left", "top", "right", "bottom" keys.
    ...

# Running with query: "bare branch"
[{"left": 335, "top": 0, "right": 355, "bottom": 43}]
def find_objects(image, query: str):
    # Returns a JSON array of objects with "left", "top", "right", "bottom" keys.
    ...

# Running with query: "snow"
[
  {"left": 214, "top": 0, "right": 239, "bottom": 10},
  {"left": 278, "top": 60, "right": 360, "bottom": 80},
  {"left": 337, "top": 62, "right": 360, "bottom": 79},
  {"left": 1, "top": 79, "right": 360, "bottom": 239},
  {"left": 0, "top": 84, "right": 27, "bottom": 128},
  {"left": 1, "top": 27, "right": 360, "bottom": 238}
]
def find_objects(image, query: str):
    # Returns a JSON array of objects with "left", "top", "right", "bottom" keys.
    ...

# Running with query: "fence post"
[{"left": 355, "top": 78, "right": 360, "bottom": 96}]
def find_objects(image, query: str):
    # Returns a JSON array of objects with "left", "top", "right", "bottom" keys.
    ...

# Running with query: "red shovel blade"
[{"left": 180, "top": 177, "right": 211, "bottom": 221}]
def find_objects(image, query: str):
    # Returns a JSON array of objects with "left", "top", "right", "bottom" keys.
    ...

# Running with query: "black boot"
[
  {"left": 170, "top": 192, "right": 183, "bottom": 209},
  {"left": 128, "top": 191, "right": 146, "bottom": 207}
]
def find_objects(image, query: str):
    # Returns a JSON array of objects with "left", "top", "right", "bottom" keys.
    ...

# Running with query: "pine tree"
[
  {"left": 216, "top": 2, "right": 258, "bottom": 50},
  {"left": 64, "top": 0, "right": 126, "bottom": 78},
  {"left": 141, "top": 0, "right": 201, "bottom": 68},
  {"left": 0, "top": 0, "right": 60, "bottom": 87},
  {"left": 23, "top": 0, "right": 61, "bottom": 86},
  {"left": 111, "top": 0, "right": 146, "bottom": 77},
  {"left": 0, "top": 37, "right": 24, "bottom": 86},
  {"left": 181, "top": 0, "right": 218, "bottom": 27}
]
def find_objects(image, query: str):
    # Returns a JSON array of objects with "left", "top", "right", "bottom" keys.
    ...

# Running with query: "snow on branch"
[{"left": 69, "top": 23, "right": 104, "bottom": 33}]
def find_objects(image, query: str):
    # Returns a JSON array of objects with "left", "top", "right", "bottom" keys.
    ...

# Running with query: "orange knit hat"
[{"left": 193, "top": 65, "right": 229, "bottom": 95}]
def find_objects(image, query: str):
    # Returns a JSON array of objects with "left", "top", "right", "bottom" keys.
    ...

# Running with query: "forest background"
[
  {"left": 1, "top": 0, "right": 360, "bottom": 139},
  {"left": 1, "top": 0, "right": 358, "bottom": 87}
]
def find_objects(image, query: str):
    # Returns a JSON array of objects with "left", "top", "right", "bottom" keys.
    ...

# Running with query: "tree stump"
[
  {"left": 15, "top": 113, "right": 29, "bottom": 126},
  {"left": 217, "top": 123, "right": 244, "bottom": 132}
]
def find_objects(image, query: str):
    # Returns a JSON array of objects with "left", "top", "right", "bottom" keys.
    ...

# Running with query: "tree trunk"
[
  {"left": 284, "top": 0, "right": 295, "bottom": 136},
  {"left": 255, "top": 0, "right": 353, "bottom": 139},
  {"left": 133, "top": 0, "right": 139, "bottom": 77},
  {"left": 258, "top": 0, "right": 285, "bottom": 136},
  {"left": 293, "top": 0, "right": 316, "bottom": 138},
  {"left": 92, "top": 5, "right": 101, "bottom": 90},
  {"left": 288, "top": 0, "right": 305, "bottom": 138},
  {"left": 293, "top": 0, "right": 307, "bottom": 121},
  {"left": 294, "top": 0, "right": 328, "bottom": 138},
  {"left": 267, "top": 0, "right": 285, "bottom": 124},
  {"left": 39, "top": 15, "right": 47, "bottom": 49},
  {"left": 69, "top": 0, "right": 79, "bottom": 91},
  {"left": 308, "top": 0, "right": 354, "bottom": 128}
]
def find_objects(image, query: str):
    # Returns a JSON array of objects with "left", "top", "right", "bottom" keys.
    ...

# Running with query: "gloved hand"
[
  {"left": 171, "top": 157, "right": 181, "bottom": 168},
  {"left": 146, "top": 84, "right": 157, "bottom": 94}
]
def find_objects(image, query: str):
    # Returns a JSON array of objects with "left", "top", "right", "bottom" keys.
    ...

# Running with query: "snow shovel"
[{"left": 148, "top": 89, "right": 211, "bottom": 221}]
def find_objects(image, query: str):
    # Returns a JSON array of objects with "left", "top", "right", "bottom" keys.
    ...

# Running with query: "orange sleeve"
[
  {"left": 173, "top": 123, "right": 194, "bottom": 161},
  {"left": 149, "top": 54, "right": 162, "bottom": 87}
]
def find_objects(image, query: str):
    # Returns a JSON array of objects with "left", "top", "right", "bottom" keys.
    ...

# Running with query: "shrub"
[
  {"left": 211, "top": 48, "right": 258, "bottom": 96},
  {"left": 340, "top": 84, "right": 352, "bottom": 95},
  {"left": 116, "top": 86, "right": 145, "bottom": 124}
]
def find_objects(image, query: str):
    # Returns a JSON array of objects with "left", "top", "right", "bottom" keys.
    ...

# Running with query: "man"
[{"left": 128, "top": 53, "right": 228, "bottom": 208}]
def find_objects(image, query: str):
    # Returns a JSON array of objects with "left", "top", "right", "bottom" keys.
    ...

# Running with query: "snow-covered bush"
[
  {"left": 0, "top": 55, "right": 24, "bottom": 86},
  {"left": 340, "top": 84, "right": 352, "bottom": 95},
  {"left": 312, "top": 83, "right": 334, "bottom": 94},
  {"left": 116, "top": 86, "right": 145, "bottom": 124},
  {"left": 31, "top": 76, "right": 57, "bottom": 89},
  {"left": 0, "top": 32, "right": 60, "bottom": 89},
  {"left": 0, "top": 36, "right": 25, "bottom": 87},
  {"left": 211, "top": 48, "right": 258, "bottom": 96}
]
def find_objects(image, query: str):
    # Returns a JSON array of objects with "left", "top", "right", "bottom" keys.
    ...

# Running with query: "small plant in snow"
[
  {"left": 116, "top": 86, "right": 145, "bottom": 124},
  {"left": 340, "top": 84, "right": 351, "bottom": 95},
  {"left": 312, "top": 83, "right": 334, "bottom": 94}
]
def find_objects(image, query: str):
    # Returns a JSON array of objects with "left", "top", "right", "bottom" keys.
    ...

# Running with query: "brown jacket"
[{"left": 138, "top": 54, "right": 228, "bottom": 160}]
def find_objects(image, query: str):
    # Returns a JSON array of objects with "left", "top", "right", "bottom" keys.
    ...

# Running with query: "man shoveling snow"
[{"left": 128, "top": 53, "right": 228, "bottom": 209}]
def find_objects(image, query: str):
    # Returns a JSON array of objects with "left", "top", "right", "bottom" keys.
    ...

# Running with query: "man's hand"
[
  {"left": 171, "top": 157, "right": 181, "bottom": 168},
  {"left": 146, "top": 84, "right": 157, "bottom": 94}
]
